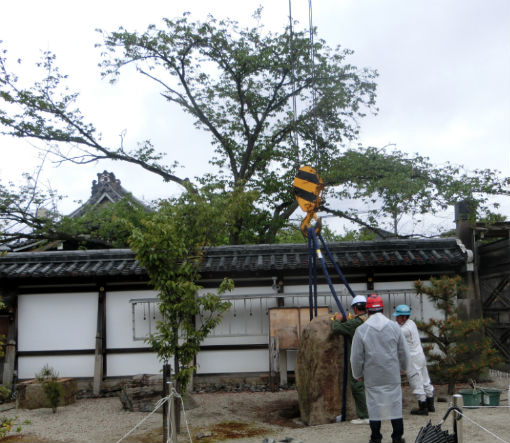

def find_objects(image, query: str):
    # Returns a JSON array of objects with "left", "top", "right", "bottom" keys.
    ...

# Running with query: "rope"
[
  {"left": 455, "top": 409, "right": 509, "bottom": 443},
  {"left": 115, "top": 389, "right": 193, "bottom": 443},
  {"left": 168, "top": 387, "right": 193, "bottom": 443},
  {"left": 308, "top": 0, "right": 320, "bottom": 172},
  {"left": 306, "top": 226, "right": 351, "bottom": 422},
  {"left": 288, "top": 0, "right": 299, "bottom": 160}
]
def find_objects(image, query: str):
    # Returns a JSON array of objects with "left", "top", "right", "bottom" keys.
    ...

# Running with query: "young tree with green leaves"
[
  {"left": 128, "top": 196, "right": 234, "bottom": 391},
  {"left": 414, "top": 275, "right": 501, "bottom": 394},
  {"left": 1, "top": 11, "right": 508, "bottom": 243}
]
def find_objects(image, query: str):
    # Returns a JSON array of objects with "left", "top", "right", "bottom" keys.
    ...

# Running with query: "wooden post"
[
  {"left": 2, "top": 340, "right": 16, "bottom": 386},
  {"left": 2, "top": 293, "right": 17, "bottom": 386},
  {"left": 162, "top": 363, "right": 171, "bottom": 443},
  {"left": 279, "top": 348, "right": 288, "bottom": 387},
  {"left": 269, "top": 335, "right": 280, "bottom": 391},
  {"left": 93, "top": 287, "right": 106, "bottom": 396}
]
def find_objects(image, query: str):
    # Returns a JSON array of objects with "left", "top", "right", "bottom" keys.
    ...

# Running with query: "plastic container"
[
  {"left": 481, "top": 388, "right": 502, "bottom": 406},
  {"left": 458, "top": 389, "right": 482, "bottom": 408}
]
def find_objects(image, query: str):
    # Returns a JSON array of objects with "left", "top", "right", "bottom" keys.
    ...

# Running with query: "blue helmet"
[{"left": 392, "top": 304, "right": 411, "bottom": 317}]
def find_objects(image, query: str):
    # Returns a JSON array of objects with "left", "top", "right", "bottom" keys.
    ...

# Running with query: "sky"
[{"left": 0, "top": 0, "right": 509, "bottom": 235}]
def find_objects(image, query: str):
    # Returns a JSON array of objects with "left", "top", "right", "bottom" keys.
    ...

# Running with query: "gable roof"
[
  {"left": 68, "top": 170, "right": 148, "bottom": 218},
  {"left": 0, "top": 238, "right": 468, "bottom": 283}
]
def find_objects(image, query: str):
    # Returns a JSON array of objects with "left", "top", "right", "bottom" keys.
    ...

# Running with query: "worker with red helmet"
[
  {"left": 393, "top": 304, "right": 435, "bottom": 415},
  {"left": 350, "top": 294, "right": 410, "bottom": 443}
]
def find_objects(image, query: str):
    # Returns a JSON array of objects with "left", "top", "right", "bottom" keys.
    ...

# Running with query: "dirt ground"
[
  {"left": 178, "top": 377, "right": 510, "bottom": 443},
  {"left": 1, "top": 375, "right": 509, "bottom": 443}
]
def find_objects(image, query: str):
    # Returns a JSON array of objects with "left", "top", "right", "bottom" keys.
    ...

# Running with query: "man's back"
[{"left": 351, "top": 312, "right": 408, "bottom": 387}]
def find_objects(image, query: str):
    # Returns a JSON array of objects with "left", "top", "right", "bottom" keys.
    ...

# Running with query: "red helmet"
[{"left": 366, "top": 294, "right": 384, "bottom": 312}]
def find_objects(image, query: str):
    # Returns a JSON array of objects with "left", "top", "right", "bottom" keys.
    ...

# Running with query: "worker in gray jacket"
[{"left": 351, "top": 294, "right": 410, "bottom": 443}]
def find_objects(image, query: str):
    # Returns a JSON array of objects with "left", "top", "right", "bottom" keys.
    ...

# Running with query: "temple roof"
[
  {"left": 0, "top": 238, "right": 468, "bottom": 282},
  {"left": 68, "top": 170, "right": 147, "bottom": 218}
]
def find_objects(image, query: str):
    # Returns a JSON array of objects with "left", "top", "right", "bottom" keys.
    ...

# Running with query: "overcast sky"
[{"left": 1, "top": 0, "right": 508, "bottom": 234}]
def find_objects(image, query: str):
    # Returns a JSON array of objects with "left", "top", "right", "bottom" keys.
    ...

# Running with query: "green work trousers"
[{"left": 349, "top": 368, "right": 369, "bottom": 419}]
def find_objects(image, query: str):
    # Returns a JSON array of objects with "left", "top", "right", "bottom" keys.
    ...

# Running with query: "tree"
[
  {"left": 0, "top": 173, "right": 150, "bottom": 249},
  {"left": 323, "top": 146, "right": 510, "bottom": 237},
  {"left": 0, "top": 11, "right": 508, "bottom": 244},
  {"left": 414, "top": 275, "right": 501, "bottom": 394},
  {"left": 128, "top": 195, "right": 234, "bottom": 392}
]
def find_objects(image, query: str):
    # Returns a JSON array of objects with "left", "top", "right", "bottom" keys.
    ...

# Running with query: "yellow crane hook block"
[{"left": 293, "top": 166, "right": 324, "bottom": 236}]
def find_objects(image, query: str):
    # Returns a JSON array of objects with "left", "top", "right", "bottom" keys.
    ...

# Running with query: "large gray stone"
[
  {"left": 16, "top": 378, "right": 77, "bottom": 410},
  {"left": 119, "top": 374, "right": 197, "bottom": 413},
  {"left": 295, "top": 315, "right": 356, "bottom": 425}
]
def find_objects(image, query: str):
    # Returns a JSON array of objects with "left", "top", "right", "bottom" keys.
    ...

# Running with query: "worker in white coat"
[
  {"left": 351, "top": 294, "right": 410, "bottom": 443},
  {"left": 393, "top": 304, "right": 434, "bottom": 415}
]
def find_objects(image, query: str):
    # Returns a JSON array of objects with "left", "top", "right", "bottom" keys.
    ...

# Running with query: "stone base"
[{"left": 16, "top": 378, "right": 77, "bottom": 410}]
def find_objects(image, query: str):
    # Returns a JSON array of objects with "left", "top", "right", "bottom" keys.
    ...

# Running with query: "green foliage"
[
  {"left": 128, "top": 194, "right": 234, "bottom": 390},
  {"left": 57, "top": 196, "right": 151, "bottom": 249},
  {"left": 0, "top": 172, "right": 150, "bottom": 249},
  {"left": 0, "top": 386, "right": 10, "bottom": 403},
  {"left": 0, "top": 416, "right": 21, "bottom": 439},
  {"left": 324, "top": 146, "right": 510, "bottom": 235},
  {"left": 35, "top": 365, "right": 62, "bottom": 413},
  {"left": 35, "top": 364, "right": 58, "bottom": 382},
  {"left": 0, "top": 12, "right": 508, "bottom": 242},
  {"left": 275, "top": 223, "right": 377, "bottom": 243},
  {"left": 414, "top": 276, "right": 501, "bottom": 394},
  {"left": 42, "top": 380, "right": 62, "bottom": 414}
]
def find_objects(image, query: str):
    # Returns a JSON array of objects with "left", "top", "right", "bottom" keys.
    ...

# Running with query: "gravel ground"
[{"left": 0, "top": 376, "right": 508, "bottom": 443}]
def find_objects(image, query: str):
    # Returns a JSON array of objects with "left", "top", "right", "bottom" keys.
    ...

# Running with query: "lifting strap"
[{"left": 307, "top": 225, "right": 357, "bottom": 423}]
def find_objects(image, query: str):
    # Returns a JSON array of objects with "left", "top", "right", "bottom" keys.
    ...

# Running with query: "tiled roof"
[{"left": 0, "top": 238, "right": 467, "bottom": 280}]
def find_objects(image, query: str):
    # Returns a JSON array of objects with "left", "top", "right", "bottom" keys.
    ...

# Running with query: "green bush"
[
  {"left": 42, "top": 380, "right": 62, "bottom": 413},
  {"left": 35, "top": 365, "right": 62, "bottom": 413}
]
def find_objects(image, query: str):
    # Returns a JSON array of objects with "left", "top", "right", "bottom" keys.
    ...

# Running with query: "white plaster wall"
[
  {"left": 106, "top": 289, "right": 158, "bottom": 349},
  {"left": 18, "top": 355, "right": 95, "bottom": 379},
  {"left": 18, "top": 292, "right": 97, "bottom": 351},
  {"left": 107, "top": 353, "right": 161, "bottom": 376},
  {"left": 15, "top": 278, "right": 444, "bottom": 379},
  {"left": 196, "top": 349, "right": 268, "bottom": 373}
]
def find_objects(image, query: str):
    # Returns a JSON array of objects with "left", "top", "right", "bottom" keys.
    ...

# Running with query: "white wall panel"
[
  {"left": 107, "top": 353, "right": 161, "bottom": 376},
  {"left": 18, "top": 355, "right": 95, "bottom": 379},
  {"left": 196, "top": 349, "right": 268, "bottom": 373},
  {"left": 106, "top": 290, "right": 158, "bottom": 348},
  {"left": 18, "top": 293, "right": 97, "bottom": 351}
]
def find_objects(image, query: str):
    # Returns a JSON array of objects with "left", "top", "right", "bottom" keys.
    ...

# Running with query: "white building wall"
[
  {"left": 18, "top": 356, "right": 95, "bottom": 379},
  {"left": 105, "top": 289, "right": 161, "bottom": 376},
  {"left": 16, "top": 279, "right": 444, "bottom": 379},
  {"left": 17, "top": 292, "right": 97, "bottom": 379},
  {"left": 107, "top": 353, "right": 161, "bottom": 376},
  {"left": 197, "top": 349, "right": 268, "bottom": 373}
]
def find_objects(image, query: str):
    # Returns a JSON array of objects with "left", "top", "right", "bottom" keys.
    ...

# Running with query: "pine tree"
[{"left": 414, "top": 275, "right": 501, "bottom": 394}]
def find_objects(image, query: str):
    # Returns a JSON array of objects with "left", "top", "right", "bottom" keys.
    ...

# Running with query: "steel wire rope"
[
  {"left": 308, "top": 0, "right": 321, "bottom": 173},
  {"left": 454, "top": 409, "right": 509, "bottom": 443},
  {"left": 288, "top": 0, "right": 299, "bottom": 161}
]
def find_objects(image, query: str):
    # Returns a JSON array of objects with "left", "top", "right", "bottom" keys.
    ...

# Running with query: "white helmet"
[{"left": 351, "top": 295, "right": 367, "bottom": 306}]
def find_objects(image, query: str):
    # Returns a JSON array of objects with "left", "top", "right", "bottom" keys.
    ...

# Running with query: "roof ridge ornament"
[{"left": 91, "top": 171, "right": 122, "bottom": 196}]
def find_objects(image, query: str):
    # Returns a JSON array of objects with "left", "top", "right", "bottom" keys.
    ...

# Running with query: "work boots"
[
  {"left": 410, "top": 400, "right": 428, "bottom": 415},
  {"left": 426, "top": 396, "right": 435, "bottom": 412}
]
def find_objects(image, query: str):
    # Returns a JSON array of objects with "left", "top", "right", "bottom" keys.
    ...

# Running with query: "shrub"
[
  {"left": 414, "top": 275, "right": 501, "bottom": 394},
  {"left": 0, "top": 417, "right": 21, "bottom": 439},
  {"left": 35, "top": 365, "right": 62, "bottom": 413}
]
